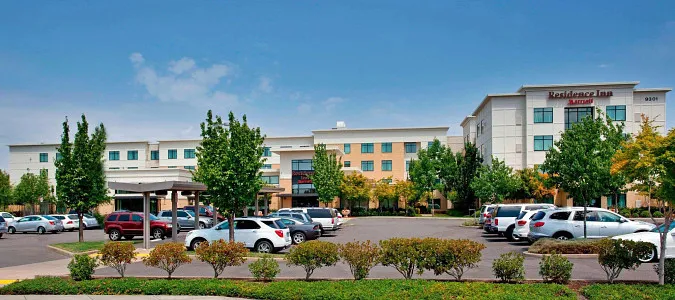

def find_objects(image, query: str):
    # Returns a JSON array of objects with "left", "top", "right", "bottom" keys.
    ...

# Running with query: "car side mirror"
[
  {"left": 671, "top": 231, "right": 675, "bottom": 237},
  {"left": 619, "top": 219, "right": 628, "bottom": 223}
]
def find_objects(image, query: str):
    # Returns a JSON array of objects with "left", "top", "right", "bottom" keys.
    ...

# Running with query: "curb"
[
  {"left": 47, "top": 245, "right": 99, "bottom": 257},
  {"left": 523, "top": 251, "right": 598, "bottom": 259}
]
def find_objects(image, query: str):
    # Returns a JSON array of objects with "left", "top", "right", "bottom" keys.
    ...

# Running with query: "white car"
[
  {"left": 513, "top": 210, "right": 540, "bottom": 240},
  {"left": 184, "top": 217, "right": 291, "bottom": 253},
  {"left": 332, "top": 209, "right": 344, "bottom": 227},
  {"left": 80, "top": 214, "right": 100, "bottom": 229},
  {"left": 50, "top": 214, "right": 80, "bottom": 231},
  {"left": 0, "top": 212, "right": 18, "bottom": 227},
  {"left": 613, "top": 222, "right": 675, "bottom": 263},
  {"left": 493, "top": 203, "right": 556, "bottom": 241},
  {"left": 279, "top": 208, "right": 339, "bottom": 233}
]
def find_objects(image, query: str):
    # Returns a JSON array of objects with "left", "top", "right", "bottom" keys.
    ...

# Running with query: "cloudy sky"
[{"left": 1, "top": 1, "right": 675, "bottom": 169}]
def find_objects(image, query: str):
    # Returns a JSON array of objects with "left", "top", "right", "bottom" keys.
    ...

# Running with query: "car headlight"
[{"left": 167, "top": 224, "right": 172, "bottom": 228}]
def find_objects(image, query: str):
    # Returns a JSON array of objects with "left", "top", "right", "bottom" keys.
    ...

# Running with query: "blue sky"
[{"left": 1, "top": 1, "right": 674, "bottom": 169}]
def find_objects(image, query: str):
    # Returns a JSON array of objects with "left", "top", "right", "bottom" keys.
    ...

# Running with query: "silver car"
[
  {"left": 0, "top": 216, "right": 7, "bottom": 238},
  {"left": 527, "top": 207, "right": 656, "bottom": 242},
  {"left": 158, "top": 209, "right": 213, "bottom": 230},
  {"left": 81, "top": 214, "right": 100, "bottom": 229},
  {"left": 0, "top": 212, "right": 18, "bottom": 228},
  {"left": 9, "top": 215, "right": 64, "bottom": 234}
]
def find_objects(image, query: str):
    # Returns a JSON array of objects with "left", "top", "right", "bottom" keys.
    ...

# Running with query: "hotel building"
[{"left": 461, "top": 81, "right": 670, "bottom": 208}]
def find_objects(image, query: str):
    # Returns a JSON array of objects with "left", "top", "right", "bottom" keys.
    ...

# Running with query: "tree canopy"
[
  {"left": 454, "top": 142, "right": 483, "bottom": 212},
  {"left": 0, "top": 170, "right": 11, "bottom": 209},
  {"left": 373, "top": 178, "right": 398, "bottom": 209},
  {"left": 311, "top": 144, "right": 343, "bottom": 207},
  {"left": 470, "top": 157, "right": 520, "bottom": 204},
  {"left": 340, "top": 173, "right": 371, "bottom": 209},
  {"left": 512, "top": 168, "right": 556, "bottom": 203},
  {"left": 13, "top": 172, "right": 51, "bottom": 214}
]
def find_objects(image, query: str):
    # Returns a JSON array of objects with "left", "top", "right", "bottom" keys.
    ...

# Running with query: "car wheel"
[
  {"left": 152, "top": 228, "right": 164, "bottom": 240},
  {"left": 639, "top": 246, "right": 657, "bottom": 263},
  {"left": 69, "top": 229, "right": 74, "bottom": 232},
  {"left": 37, "top": 226, "right": 46, "bottom": 235},
  {"left": 108, "top": 229, "right": 121, "bottom": 241},
  {"left": 0, "top": 233, "right": 3, "bottom": 238},
  {"left": 176, "top": 224, "right": 181, "bottom": 233},
  {"left": 505, "top": 226, "right": 519, "bottom": 242},
  {"left": 198, "top": 222, "right": 206, "bottom": 229},
  {"left": 8, "top": 227, "right": 15, "bottom": 234},
  {"left": 190, "top": 238, "right": 206, "bottom": 250},
  {"left": 123, "top": 235, "right": 134, "bottom": 240},
  {"left": 553, "top": 232, "right": 573, "bottom": 240},
  {"left": 255, "top": 240, "right": 273, "bottom": 253},
  {"left": 292, "top": 232, "right": 306, "bottom": 244}
]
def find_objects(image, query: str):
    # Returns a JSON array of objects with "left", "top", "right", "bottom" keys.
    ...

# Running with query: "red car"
[{"left": 104, "top": 211, "right": 172, "bottom": 241}]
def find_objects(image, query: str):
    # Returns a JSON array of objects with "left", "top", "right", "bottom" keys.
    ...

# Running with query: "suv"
[
  {"left": 279, "top": 208, "right": 339, "bottom": 233},
  {"left": 184, "top": 205, "right": 225, "bottom": 222},
  {"left": 158, "top": 210, "right": 213, "bottom": 230},
  {"left": 269, "top": 211, "right": 324, "bottom": 233},
  {"left": 104, "top": 212, "right": 173, "bottom": 241},
  {"left": 0, "top": 216, "right": 6, "bottom": 238},
  {"left": 527, "top": 207, "right": 656, "bottom": 243},
  {"left": 184, "top": 217, "right": 291, "bottom": 253},
  {"left": 492, "top": 203, "right": 556, "bottom": 241}
]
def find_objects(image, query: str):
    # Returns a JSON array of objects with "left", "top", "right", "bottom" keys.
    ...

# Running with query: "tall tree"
[
  {"left": 541, "top": 109, "right": 623, "bottom": 239},
  {"left": 0, "top": 170, "right": 11, "bottom": 209},
  {"left": 13, "top": 172, "right": 51, "bottom": 214},
  {"left": 408, "top": 147, "right": 440, "bottom": 215},
  {"left": 340, "top": 173, "right": 371, "bottom": 209},
  {"left": 373, "top": 178, "right": 397, "bottom": 210},
  {"left": 311, "top": 143, "right": 343, "bottom": 207},
  {"left": 427, "top": 139, "right": 460, "bottom": 201},
  {"left": 470, "top": 157, "right": 520, "bottom": 204},
  {"left": 512, "top": 168, "right": 556, "bottom": 203},
  {"left": 193, "top": 111, "right": 265, "bottom": 241},
  {"left": 55, "top": 115, "right": 109, "bottom": 242},
  {"left": 454, "top": 142, "right": 482, "bottom": 213},
  {"left": 394, "top": 180, "right": 415, "bottom": 209}
]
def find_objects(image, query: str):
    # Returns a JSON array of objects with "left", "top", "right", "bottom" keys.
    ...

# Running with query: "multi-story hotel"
[
  {"left": 461, "top": 81, "right": 670, "bottom": 209},
  {"left": 8, "top": 124, "right": 462, "bottom": 214}
]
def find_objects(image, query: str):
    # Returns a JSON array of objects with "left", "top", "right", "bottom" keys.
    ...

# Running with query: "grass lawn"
[
  {"left": 583, "top": 284, "right": 675, "bottom": 300},
  {"left": 50, "top": 241, "right": 138, "bottom": 254}
]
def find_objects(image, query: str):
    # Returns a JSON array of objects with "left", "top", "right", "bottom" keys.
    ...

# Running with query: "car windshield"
[
  {"left": 651, "top": 222, "right": 675, "bottom": 233},
  {"left": 149, "top": 214, "right": 159, "bottom": 221},
  {"left": 185, "top": 210, "right": 195, "bottom": 217},
  {"left": 68, "top": 214, "right": 79, "bottom": 219},
  {"left": 83, "top": 214, "right": 94, "bottom": 218},
  {"left": 42, "top": 215, "right": 57, "bottom": 220}
]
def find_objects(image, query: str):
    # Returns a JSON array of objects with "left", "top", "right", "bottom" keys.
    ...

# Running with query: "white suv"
[
  {"left": 279, "top": 208, "right": 339, "bottom": 233},
  {"left": 493, "top": 203, "right": 556, "bottom": 241},
  {"left": 184, "top": 217, "right": 291, "bottom": 253}
]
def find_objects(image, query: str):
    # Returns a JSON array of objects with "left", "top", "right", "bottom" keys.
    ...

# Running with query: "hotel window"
[
  {"left": 404, "top": 142, "right": 417, "bottom": 153},
  {"left": 381, "top": 160, "right": 392, "bottom": 171},
  {"left": 361, "top": 143, "right": 374, "bottom": 153},
  {"left": 606, "top": 105, "right": 626, "bottom": 121},
  {"left": 428, "top": 141, "right": 434, "bottom": 148},
  {"left": 344, "top": 144, "right": 351, "bottom": 154},
  {"left": 168, "top": 149, "right": 177, "bottom": 159},
  {"left": 534, "top": 107, "right": 553, "bottom": 123},
  {"left": 607, "top": 194, "right": 627, "bottom": 208},
  {"left": 109, "top": 167, "right": 120, "bottom": 170},
  {"left": 55, "top": 153, "right": 63, "bottom": 162},
  {"left": 292, "top": 159, "right": 313, "bottom": 171},
  {"left": 381, "top": 142, "right": 392, "bottom": 153},
  {"left": 263, "top": 147, "right": 272, "bottom": 157},
  {"left": 184, "top": 149, "right": 196, "bottom": 159},
  {"left": 361, "top": 161, "right": 374, "bottom": 171},
  {"left": 127, "top": 167, "right": 138, "bottom": 170},
  {"left": 534, "top": 135, "right": 554, "bottom": 151},
  {"left": 480, "top": 120, "right": 485, "bottom": 134},
  {"left": 262, "top": 164, "right": 272, "bottom": 169},
  {"left": 476, "top": 123, "right": 480, "bottom": 136},
  {"left": 150, "top": 150, "right": 159, "bottom": 160},
  {"left": 344, "top": 161, "right": 351, "bottom": 167},
  {"left": 184, "top": 166, "right": 195, "bottom": 170},
  {"left": 39, "top": 153, "right": 48, "bottom": 163},
  {"left": 262, "top": 175, "right": 280, "bottom": 185},
  {"left": 127, "top": 150, "right": 138, "bottom": 160},
  {"left": 406, "top": 160, "right": 410, "bottom": 171},
  {"left": 168, "top": 166, "right": 177, "bottom": 168},
  {"left": 564, "top": 107, "right": 593, "bottom": 130},
  {"left": 109, "top": 151, "right": 120, "bottom": 161}
]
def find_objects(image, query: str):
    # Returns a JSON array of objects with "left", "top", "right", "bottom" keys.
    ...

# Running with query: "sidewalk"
[{"left": 0, "top": 296, "right": 248, "bottom": 300}]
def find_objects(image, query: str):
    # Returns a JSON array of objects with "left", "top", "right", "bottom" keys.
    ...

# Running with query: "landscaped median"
[
  {"left": 582, "top": 284, "right": 675, "bottom": 300},
  {"left": 50, "top": 241, "right": 139, "bottom": 255},
  {"left": 527, "top": 238, "right": 606, "bottom": 255}
]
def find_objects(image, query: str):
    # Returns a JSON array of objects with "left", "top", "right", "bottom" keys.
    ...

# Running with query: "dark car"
[
  {"left": 104, "top": 211, "right": 173, "bottom": 241},
  {"left": 269, "top": 211, "right": 323, "bottom": 234},
  {"left": 276, "top": 217, "right": 321, "bottom": 244},
  {"left": 183, "top": 205, "right": 225, "bottom": 222}
]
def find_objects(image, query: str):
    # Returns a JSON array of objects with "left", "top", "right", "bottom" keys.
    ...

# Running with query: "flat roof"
[
  {"left": 108, "top": 181, "right": 207, "bottom": 193},
  {"left": 8, "top": 140, "right": 150, "bottom": 147},
  {"left": 517, "top": 81, "right": 640, "bottom": 92},
  {"left": 461, "top": 93, "right": 523, "bottom": 126},
  {"left": 312, "top": 126, "right": 449, "bottom": 133},
  {"left": 634, "top": 88, "right": 673, "bottom": 92}
]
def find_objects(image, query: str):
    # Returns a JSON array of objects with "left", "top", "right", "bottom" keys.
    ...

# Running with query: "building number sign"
[{"left": 645, "top": 97, "right": 659, "bottom": 102}]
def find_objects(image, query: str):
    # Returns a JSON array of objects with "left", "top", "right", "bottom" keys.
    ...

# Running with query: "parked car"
[
  {"left": 184, "top": 217, "right": 291, "bottom": 253},
  {"left": 9, "top": 215, "right": 63, "bottom": 234},
  {"left": 483, "top": 211, "right": 497, "bottom": 233},
  {"left": 0, "top": 216, "right": 6, "bottom": 238},
  {"left": 50, "top": 214, "right": 80, "bottom": 231},
  {"left": 0, "top": 212, "right": 18, "bottom": 227},
  {"left": 512, "top": 210, "right": 542, "bottom": 240},
  {"left": 158, "top": 209, "right": 213, "bottom": 231},
  {"left": 493, "top": 203, "right": 556, "bottom": 241},
  {"left": 278, "top": 208, "right": 339, "bottom": 233},
  {"left": 613, "top": 222, "right": 675, "bottom": 262},
  {"left": 81, "top": 214, "right": 100, "bottom": 229},
  {"left": 183, "top": 205, "right": 225, "bottom": 222},
  {"left": 269, "top": 211, "right": 323, "bottom": 233},
  {"left": 527, "top": 207, "right": 656, "bottom": 243},
  {"left": 333, "top": 209, "right": 344, "bottom": 227},
  {"left": 479, "top": 205, "right": 495, "bottom": 225},
  {"left": 277, "top": 217, "right": 321, "bottom": 244},
  {"left": 104, "top": 211, "right": 173, "bottom": 241}
]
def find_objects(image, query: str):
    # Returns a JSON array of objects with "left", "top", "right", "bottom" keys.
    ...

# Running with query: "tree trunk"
[
  {"left": 658, "top": 207, "right": 672, "bottom": 285},
  {"left": 228, "top": 213, "right": 235, "bottom": 242},
  {"left": 264, "top": 196, "right": 269, "bottom": 215},
  {"left": 583, "top": 199, "right": 588, "bottom": 239},
  {"left": 255, "top": 196, "right": 259, "bottom": 216},
  {"left": 78, "top": 212, "right": 84, "bottom": 243},
  {"left": 649, "top": 185, "right": 656, "bottom": 224}
]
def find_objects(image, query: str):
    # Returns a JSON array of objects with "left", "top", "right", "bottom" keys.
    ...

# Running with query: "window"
[
  {"left": 607, "top": 194, "right": 627, "bottom": 208},
  {"left": 549, "top": 212, "right": 571, "bottom": 220},
  {"left": 150, "top": 150, "right": 159, "bottom": 160},
  {"left": 381, "top": 160, "right": 392, "bottom": 171},
  {"left": 534, "top": 107, "right": 553, "bottom": 123},
  {"left": 292, "top": 159, "right": 313, "bottom": 171},
  {"left": 565, "top": 107, "right": 594, "bottom": 130},
  {"left": 495, "top": 206, "right": 522, "bottom": 217},
  {"left": 428, "top": 141, "right": 434, "bottom": 148},
  {"left": 184, "top": 166, "right": 195, "bottom": 170},
  {"left": 404, "top": 142, "right": 417, "bottom": 153},
  {"left": 606, "top": 105, "right": 626, "bottom": 121},
  {"left": 184, "top": 149, "right": 196, "bottom": 159},
  {"left": 168, "top": 166, "right": 177, "bottom": 168},
  {"left": 56, "top": 153, "right": 62, "bottom": 162},
  {"left": 127, "top": 150, "right": 138, "bottom": 160},
  {"left": 39, "top": 153, "right": 48, "bottom": 163},
  {"left": 168, "top": 149, "right": 177, "bottom": 159},
  {"left": 406, "top": 161, "right": 410, "bottom": 171},
  {"left": 361, "top": 143, "right": 374, "bottom": 153},
  {"left": 344, "top": 161, "right": 351, "bottom": 167},
  {"left": 574, "top": 211, "right": 599, "bottom": 221},
  {"left": 381, "top": 143, "right": 392, "bottom": 153},
  {"left": 177, "top": 211, "right": 188, "bottom": 218},
  {"left": 109, "top": 151, "right": 120, "bottom": 161},
  {"left": 263, "top": 147, "right": 272, "bottom": 157},
  {"left": 106, "top": 214, "right": 117, "bottom": 222},
  {"left": 476, "top": 123, "right": 480, "bottom": 136},
  {"left": 598, "top": 211, "right": 622, "bottom": 222},
  {"left": 131, "top": 215, "right": 142, "bottom": 222},
  {"left": 262, "top": 175, "right": 279, "bottom": 184},
  {"left": 109, "top": 167, "right": 120, "bottom": 170},
  {"left": 235, "top": 220, "right": 261, "bottom": 230},
  {"left": 262, "top": 164, "right": 272, "bottom": 169},
  {"left": 127, "top": 167, "right": 138, "bottom": 170},
  {"left": 306, "top": 209, "right": 334, "bottom": 218},
  {"left": 118, "top": 214, "right": 130, "bottom": 222},
  {"left": 534, "top": 135, "right": 554, "bottom": 151},
  {"left": 361, "top": 161, "right": 374, "bottom": 171},
  {"left": 344, "top": 144, "right": 351, "bottom": 154}
]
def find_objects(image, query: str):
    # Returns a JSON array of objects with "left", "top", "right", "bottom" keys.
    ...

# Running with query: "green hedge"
[
  {"left": 583, "top": 284, "right": 675, "bottom": 300},
  {"left": 0, "top": 277, "right": 577, "bottom": 300},
  {"left": 529, "top": 238, "right": 606, "bottom": 254}
]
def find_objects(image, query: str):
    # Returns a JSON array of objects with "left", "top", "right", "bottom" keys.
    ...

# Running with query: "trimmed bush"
[
  {"left": 653, "top": 258, "right": 675, "bottom": 284},
  {"left": 539, "top": 253, "right": 573, "bottom": 284},
  {"left": 338, "top": 240, "right": 380, "bottom": 280},
  {"left": 653, "top": 211, "right": 664, "bottom": 218},
  {"left": 195, "top": 240, "right": 248, "bottom": 278},
  {"left": 406, "top": 207, "right": 417, "bottom": 217},
  {"left": 640, "top": 210, "right": 652, "bottom": 218},
  {"left": 67, "top": 254, "right": 98, "bottom": 281},
  {"left": 619, "top": 209, "right": 631, "bottom": 218},
  {"left": 583, "top": 283, "right": 675, "bottom": 300},
  {"left": 379, "top": 237, "right": 428, "bottom": 279},
  {"left": 492, "top": 252, "right": 525, "bottom": 283},
  {"left": 142, "top": 242, "right": 191, "bottom": 279},
  {"left": 529, "top": 238, "right": 606, "bottom": 254},
  {"left": 597, "top": 238, "right": 652, "bottom": 283},
  {"left": 249, "top": 255, "right": 280, "bottom": 281},
  {"left": 421, "top": 238, "right": 485, "bottom": 281},
  {"left": 99, "top": 242, "right": 136, "bottom": 277},
  {"left": 286, "top": 240, "right": 339, "bottom": 280}
]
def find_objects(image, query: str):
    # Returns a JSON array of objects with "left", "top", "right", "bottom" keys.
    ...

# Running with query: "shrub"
[
  {"left": 99, "top": 242, "right": 136, "bottom": 277},
  {"left": 249, "top": 255, "right": 280, "bottom": 281},
  {"left": 142, "top": 242, "right": 191, "bottom": 279},
  {"left": 67, "top": 254, "right": 98, "bottom": 281},
  {"left": 406, "top": 207, "right": 417, "bottom": 217},
  {"left": 539, "top": 253, "right": 573, "bottom": 284},
  {"left": 492, "top": 252, "right": 525, "bottom": 283},
  {"left": 93, "top": 212, "right": 106, "bottom": 227},
  {"left": 653, "top": 211, "right": 664, "bottom": 218},
  {"left": 379, "top": 237, "right": 428, "bottom": 279},
  {"left": 529, "top": 238, "right": 606, "bottom": 254},
  {"left": 653, "top": 258, "right": 675, "bottom": 284},
  {"left": 286, "top": 240, "right": 339, "bottom": 280},
  {"left": 597, "top": 238, "right": 652, "bottom": 283},
  {"left": 195, "top": 240, "right": 248, "bottom": 278},
  {"left": 422, "top": 239, "right": 485, "bottom": 280},
  {"left": 640, "top": 210, "right": 651, "bottom": 218},
  {"left": 338, "top": 240, "right": 380, "bottom": 280},
  {"left": 619, "top": 209, "right": 631, "bottom": 218}
]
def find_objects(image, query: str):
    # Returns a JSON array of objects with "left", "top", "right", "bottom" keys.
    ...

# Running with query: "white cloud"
[
  {"left": 168, "top": 57, "right": 196, "bottom": 74},
  {"left": 129, "top": 52, "right": 144, "bottom": 66},
  {"left": 297, "top": 103, "right": 311, "bottom": 114},
  {"left": 323, "top": 97, "right": 346, "bottom": 111},
  {"left": 598, "top": 63, "right": 611, "bottom": 68},
  {"left": 257, "top": 76, "right": 273, "bottom": 93}
]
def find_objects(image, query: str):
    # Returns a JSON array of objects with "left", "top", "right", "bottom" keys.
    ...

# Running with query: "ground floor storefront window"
[{"left": 607, "top": 194, "right": 627, "bottom": 208}]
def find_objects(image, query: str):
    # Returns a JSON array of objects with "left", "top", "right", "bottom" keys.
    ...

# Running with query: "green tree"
[
  {"left": 454, "top": 142, "right": 483, "bottom": 213},
  {"left": 470, "top": 157, "right": 520, "bottom": 204},
  {"left": 0, "top": 170, "right": 12, "bottom": 209},
  {"left": 541, "top": 109, "right": 624, "bottom": 239},
  {"left": 427, "top": 139, "right": 460, "bottom": 197},
  {"left": 13, "top": 172, "right": 51, "bottom": 214},
  {"left": 311, "top": 144, "right": 343, "bottom": 207},
  {"left": 193, "top": 111, "right": 265, "bottom": 241},
  {"left": 408, "top": 147, "right": 440, "bottom": 215},
  {"left": 340, "top": 173, "right": 371, "bottom": 209},
  {"left": 373, "top": 178, "right": 397, "bottom": 210},
  {"left": 512, "top": 168, "right": 556, "bottom": 203},
  {"left": 394, "top": 180, "right": 415, "bottom": 209},
  {"left": 55, "top": 115, "right": 109, "bottom": 242},
  {"left": 653, "top": 128, "right": 675, "bottom": 285}
]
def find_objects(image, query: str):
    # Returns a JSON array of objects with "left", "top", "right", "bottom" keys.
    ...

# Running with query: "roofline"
[
  {"left": 9, "top": 140, "right": 151, "bottom": 147},
  {"left": 517, "top": 81, "right": 640, "bottom": 92},
  {"left": 634, "top": 88, "right": 672, "bottom": 93},
  {"left": 460, "top": 115, "right": 476, "bottom": 127},
  {"left": 461, "top": 93, "right": 523, "bottom": 127},
  {"left": 312, "top": 126, "right": 449, "bottom": 133}
]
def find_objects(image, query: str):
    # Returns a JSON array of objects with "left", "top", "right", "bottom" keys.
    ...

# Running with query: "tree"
[
  {"left": 0, "top": 170, "right": 12, "bottom": 209},
  {"left": 541, "top": 109, "right": 624, "bottom": 239},
  {"left": 512, "top": 168, "right": 556, "bottom": 203},
  {"left": 470, "top": 157, "right": 520, "bottom": 204},
  {"left": 340, "top": 173, "right": 371, "bottom": 209},
  {"left": 427, "top": 139, "right": 460, "bottom": 197},
  {"left": 373, "top": 178, "right": 397, "bottom": 210},
  {"left": 454, "top": 142, "right": 483, "bottom": 213},
  {"left": 394, "top": 180, "right": 415, "bottom": 209},
  {"left": 13, "top": 172, "right": 51, "bottom": 214},
  {"left": 311, "top": 144, "right": 343, "bottom": 207},
  {"left": 408, "top": 147, "right": 440, "bottom": 215},
  {"left": 55, "top": 115, "right": 108, "bottom": 242},
  {"left": 653, "top": 129, "right": 675, "bottom": 286},
  {"left": 193, "top": 111, "right": 265, "bottom": 241}
]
